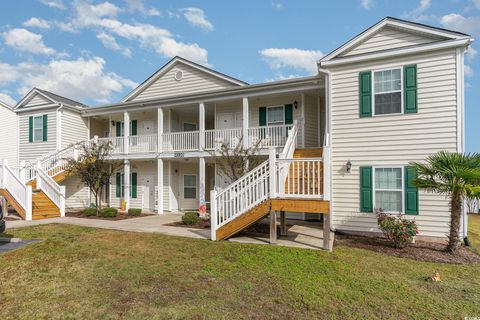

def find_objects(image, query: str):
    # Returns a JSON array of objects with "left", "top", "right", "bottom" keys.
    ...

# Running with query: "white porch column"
[
  {"left": 124, "top": 159, "right": 130, "bottom": 211},
  {"left": 199, "top": 157, "right": 206, "bottom": 218},
  {"left": 157, "top": 158, "right": 163, "bottom": 214},
  {"left": 242, "top": 97, "right": 249, "bottom": 148},
  {"left": 199, "top": 102, "right": 205, "bottom": 151},
  {"left": 301, "top": 93, "right": 305, "bottom": 148},
  {"left": 124, "top": 111, "right": 130, "bottom": 154},
  {"left": 157, "top": 107, "right": 163, "bottom": 153}
]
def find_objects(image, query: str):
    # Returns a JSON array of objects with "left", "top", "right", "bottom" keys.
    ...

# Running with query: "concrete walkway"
[{"left": 5, "top": 213, "right": 331, "bottom": 250}]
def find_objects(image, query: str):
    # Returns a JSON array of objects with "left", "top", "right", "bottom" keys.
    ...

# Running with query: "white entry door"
[
  {"left": 217, "top": 113, "right": 234, "bottom": 129},
  {"left": 141, "top": 175, "right": 154, "bottom": 210},
  {"left": 234, "top": 112, "right": 243, "bottom": 128},
  {"left": 143, "top": 120, "right": 154, "bottom": 134}
]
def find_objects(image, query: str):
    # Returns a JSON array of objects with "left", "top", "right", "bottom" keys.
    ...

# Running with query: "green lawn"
[{"left": 1, "top": 224, "right": 479, "bottom": 320}]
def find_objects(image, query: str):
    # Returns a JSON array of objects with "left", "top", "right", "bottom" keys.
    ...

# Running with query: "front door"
[
  {"left": 141, "top": 175, "right": 154, "bottom": 210},
  {"left": 217, "top": 113, "right": 234, "bottom": 129},
  {"left": 143, "top": 120, "right": 154, "bottom": 135}
]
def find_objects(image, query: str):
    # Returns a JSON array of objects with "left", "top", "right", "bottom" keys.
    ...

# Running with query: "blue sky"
[{"left": 0, "top": 0, "right": 478, "bottom": 150}]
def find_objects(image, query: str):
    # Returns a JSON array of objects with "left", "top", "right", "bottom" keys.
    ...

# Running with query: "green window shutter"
[
  {"left": 284, "top": 104, "right": 293, "bottom": 125},
  {"left": 116, "top": 173, "right": 121, "bottom": 198},
  {"left": 360, "top": 166, "right": 373, "bottom": 213},
  {"left": 259, "top": 107, "right": 267, "bottom": 126},
  {"left": 42, "top": 114, "right": 48, "bottom": 141},
  {"left": 116, "top": 122, "right": 121, "bottom": 137},
  {"left": 28, "top": 116, "right": 33, "bottom": 142},
  {"left": 404, "top": 65, "right": 417, "bottom": 114},
  {"left": 359, "top": 71, "right": 372, "bottom": 118},
  {"left": 131, "top": 120, "right": 137, "bottom": 136},
  {"left": 404, "top": 166, "right": 419, "bottom": 215},
  {"left": 131, "top": 172, "right": 137, "bottom": 199}
]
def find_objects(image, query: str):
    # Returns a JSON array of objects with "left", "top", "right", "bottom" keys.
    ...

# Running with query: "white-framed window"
[
  {"left": 183, "top": 122, "right": 197, "bottom": 132},
  {"left": 183, "top": 174, "right": 197, "bottom": 199},
  {"left": 33, "top": 115, "right": 44, "bottom": 142},
  {"left": 373, "top": 167, "right": 404, "bottom": 213},
  {"left": 373, "top": 68, "right": 402, "bottom": 116},
  {"left": 267, "top": 105, "right": 284, "bottom": 126}
]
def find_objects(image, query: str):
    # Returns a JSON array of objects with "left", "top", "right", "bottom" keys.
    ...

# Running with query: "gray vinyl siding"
[
  {"left": 343, "top": 27, "right": 440, "bottom": 57},
  {"left": 329, "top": 48, "right": 458, "bottom": 238},
  {"left": 0, "top": 106, "right": 18, "bottom": 166},
  {"left": 18, "top": 109, "right": 57, "bottom": 162},
  {"left": 62, "top": 176, "right": 90, "bottom": 208},
  {"left": 130, "top": 63, "right": 238, "bottom": 102},
  {"left": 61, "top": 109, "right": 89, "bottom": 148}
]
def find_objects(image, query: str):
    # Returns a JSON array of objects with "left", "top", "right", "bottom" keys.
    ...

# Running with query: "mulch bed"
[
  {"left": 334, "top": 233, "right": 480, "bottom": 264},
  {"left": 66, "top": 210, "right": 154, "bottom": 221},
  {"left": 166, "top": 219, "right": 210, "bottom": 229}
]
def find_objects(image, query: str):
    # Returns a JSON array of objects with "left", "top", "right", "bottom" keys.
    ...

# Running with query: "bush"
[
  {"left": 84, "top": 207, "right": 97, "bottom": 217},
  {"left": 182, "top": 212, "right": 200, "bottom": 225},
  {"left": 99, "top": 207, "right": 118, "bottom": 218},
  {"left": 376, "top": 208, "right": 418, "bottom": 249},
  {"left": 128, "top": 208, "right": 142, "bottom": 216}
]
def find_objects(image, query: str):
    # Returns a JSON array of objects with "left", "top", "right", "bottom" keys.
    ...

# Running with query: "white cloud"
[
  {"left": 23, "top": 17, "right": 51, "bottom": 29},
  {"left": 2, "top": 28, "right": 56, "bottom": 55},
  {"left": 124, "top": 0, "right": 161, "bottom": 16},
  {"left": 361, "top": 0, "right": 373, "bottom": 10},
  {"left": 39, "top": 0, "right": 66, "bottom": 10},
  {"left": 465, "top": 64, "right": 474, "bottom": 77},
  {"left": 441, "top": 13, "right": 480, "bottom": 37},
  {"left": 474, "top": 0, "right": 480, "bottom": 10},
  {"left": 466, "top": 46, "right": 477, "bottom": 62},
  {"left": 0, "top": 63, "right": 21, "bottom": 85},
  {"left": 182, "top": 8, "right": 214, "bottom": 32},
  {"left": 0, "top": 57, "right": 136, "bottom": 103},
  {"left": 65, "top": 1, "right": 209, "bottom": 65},
  {"left": 402, "top": 0, "right": 433, "bottom": 22},
  {"left": 0, "top": 93, "right": 16, "bottom": 106},
  {"left": 97, "top": 32, "right": 132, "bottom": 57},
  {"left": 259, "top": 48, "right": 324, "bottom": 74}
]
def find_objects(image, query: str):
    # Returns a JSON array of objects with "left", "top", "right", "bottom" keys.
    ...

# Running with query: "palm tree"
[{"left": 410, "top": 151, "right": 480, "bottom": 253}]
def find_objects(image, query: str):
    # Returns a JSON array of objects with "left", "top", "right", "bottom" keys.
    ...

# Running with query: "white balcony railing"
[
  {"left": 205, "top": 128, "right": 242, "bottom": 150},
  {"left": 98, "top": 137, "right": 125, "bottom": 154},
  {"left": 248, "top": 124, "right": 293, "bottom": 148},
  {"left": 163, "top": 131, "right": 199, "bottom": 152},
  {"left": 129, "top": 134, "right": 157, "bottom": 154}
]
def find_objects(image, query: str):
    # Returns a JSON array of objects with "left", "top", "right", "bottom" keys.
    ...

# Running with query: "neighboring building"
[
  {"left": 0, "top": 100, "right": 18, "bottom": 166},
  {"left": 0, "top": 17, "right": 473, "bottom": 241}
]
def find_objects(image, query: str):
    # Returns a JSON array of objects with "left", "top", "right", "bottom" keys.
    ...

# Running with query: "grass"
[
  {"left": 0, "top": 224, "right": 479, "bottom": 320},
  {"left": 469, "top": 214, "right": 480, "bottom": 254}
]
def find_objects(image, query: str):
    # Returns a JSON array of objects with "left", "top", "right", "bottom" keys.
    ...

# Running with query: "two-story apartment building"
[{"left": 0, "top": 17, "right": 473, "bottom": 241}]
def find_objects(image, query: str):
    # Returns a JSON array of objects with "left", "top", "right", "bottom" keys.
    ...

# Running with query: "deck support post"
[
  {"left": 157, "top": 158, "right": 163, "bottom": 214},
  {"left": 124, "top": 159, "right": 130, "bottom": 211},
  {"left": 280, "top": 211, "right": 287, "bottom": 236},
  {"left": 269, "top": 210, "right": 277, "bottom": 244},
  {"left": 323, "top": 213, "right": 332, "bottom": 251}
]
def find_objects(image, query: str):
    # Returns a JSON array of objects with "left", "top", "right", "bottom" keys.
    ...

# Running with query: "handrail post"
[
  {"left": 210, "top": 189, "right": 217, "bottom": 240},
  {"left": 0, "top": 159, "right": 6, "bottom": 188},
  {"left": 36, "top": 161, "right": 42, "bottom": 190},
  {"left": 269, "top": 148, "right": 276, "bottom": 198},
  {"left": 19, "top": 160, "right": 26, "bottom": 183},
  {"left": 323, "top": 146, "right": 331, "bottom": 201},
  {"left": 60, "top": 185, "right": 66, "bottom": 217},
  {"left": 25, "top": 185, "right": 32, "bottom": 221}
]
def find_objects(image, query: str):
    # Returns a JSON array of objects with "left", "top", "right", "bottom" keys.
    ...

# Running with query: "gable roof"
[
  {"left": 122, "top": 56, "right": 248, "bottom": 102},
  {"left": 319, "top": 16, "right": 473, "bottom": 64},
  {"left": 0, "top": 100, "right": 13, "bottom": 110},
  {"left": 14, "top": 88, "right": 87, "bottom": 110}
]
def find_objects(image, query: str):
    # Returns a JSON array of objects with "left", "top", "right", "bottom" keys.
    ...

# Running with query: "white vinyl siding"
[
  {"left": 304, "top": 94, "right": 320, "bottom": 147},
  {"left": 130, "top": 63, "right": 238, "bottom": 102},
  {"left": 22, "top": 93, "right": 53, "bottom": 108},
  {"left": 19, "top": 109, "right": 57, "bottom": 162},
  {"left": 329, "top": 48, "right": 459, "bottom": 238},
  {"left": 61, "top": 109, "right": 89, "bottom": 148},
  {"left": 62, "top": 176, "right": 90, "bottom": 209},
  {"left": 0, "top": 105, "right": 18, "bottom": 166},
  {"left": 343, "top": 27, "right": 441, "bottom": 57}
]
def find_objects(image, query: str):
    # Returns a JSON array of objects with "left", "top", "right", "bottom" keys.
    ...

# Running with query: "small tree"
[
  {"left": 410, "top": 151, "right": 480, "bottom": 253},
  {"left": 65, "top": 140, "right": 122, "bottom": 215},
  {"left": 207, "top": 137, "right": 264, "bottom": 184}
]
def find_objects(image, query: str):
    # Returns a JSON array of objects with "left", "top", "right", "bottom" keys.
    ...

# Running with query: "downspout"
[{"left": 318, "top": 64, "right": 334, "bottom": 232}]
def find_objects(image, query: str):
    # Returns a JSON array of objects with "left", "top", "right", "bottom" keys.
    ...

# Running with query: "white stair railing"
[
  {"left": 0, "top": 159, "right": 32, "bottom": 220},
  {"left": 36, "top": 164, "right": 66, "bottom": 217},
  {"left": 276, "top": 158, "right": 324, "bottom": 199}
]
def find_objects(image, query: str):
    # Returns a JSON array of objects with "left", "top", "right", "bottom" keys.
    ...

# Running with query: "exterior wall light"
[
  {"left": 346, "top": 160, "right": 352, "bottom": 173},
  {"left": 294, "top": 100, "right": 298, "bottom": 109}
]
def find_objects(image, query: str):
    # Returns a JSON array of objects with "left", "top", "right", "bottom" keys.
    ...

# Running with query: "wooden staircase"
[
  {"left": 0, "top": 189, "right": 26, "bottom": 219},
  {"left": 25, "top": 172, "right": 69, "bottom": 220},
  {"left": 214, "top": 148, "right": 329, "bottom": 241}
]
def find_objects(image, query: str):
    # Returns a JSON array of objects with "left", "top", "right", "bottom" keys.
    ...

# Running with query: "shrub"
[
  {"left": 84, "top": 207, "right": 97, "bottom": 217},
  {"left": 99, "top": 207, "right": 118, "bottom": 218},
  {"left": 182, "top": 212, "right": 200, "bottom": 225},
  {"left": 128, "top": 208, "right": 142, "bottom": 216},
  {"left": 376, "top": 208, "right": 418, "bottom": 249}
]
